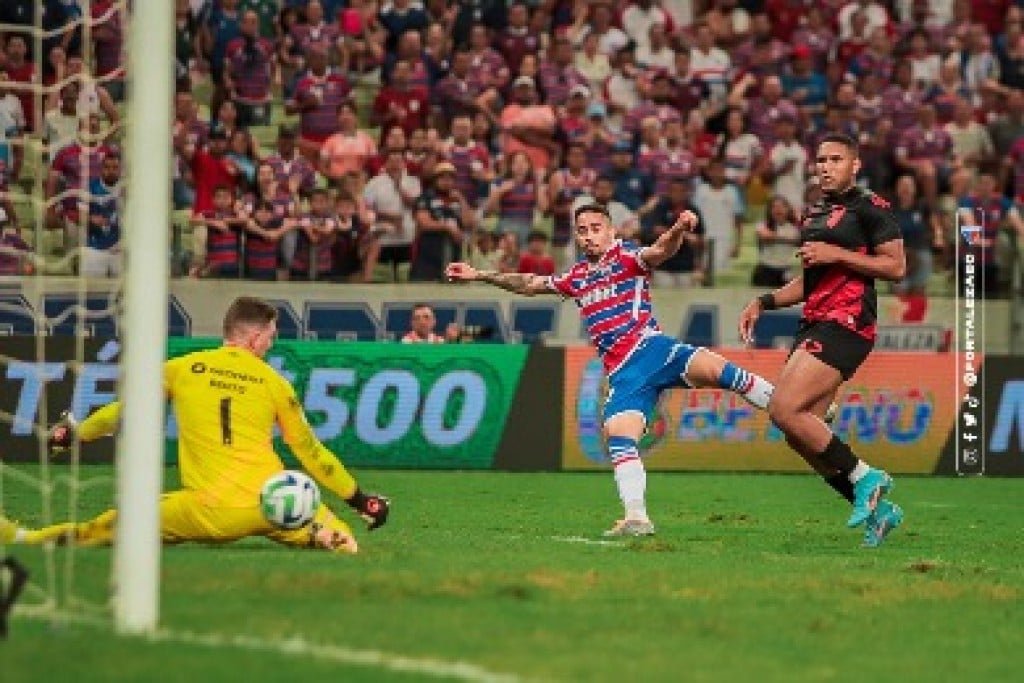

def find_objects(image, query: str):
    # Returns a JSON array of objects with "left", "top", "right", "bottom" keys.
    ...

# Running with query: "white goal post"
[{"left": 114, "top": 0, "right": 174, "bottom": 633}]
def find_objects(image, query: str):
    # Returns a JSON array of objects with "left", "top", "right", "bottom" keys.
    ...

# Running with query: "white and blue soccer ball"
[{"left": 260, "top": 470, "right": 321, "bottom": 529}]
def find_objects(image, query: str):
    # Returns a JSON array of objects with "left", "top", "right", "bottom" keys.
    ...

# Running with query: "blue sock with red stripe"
[
  {"left": 718, "top": 362, "right": 774, "bottom": 410},
  {"left": 608, "top": 436, "right": 647, "bottom": 521}
]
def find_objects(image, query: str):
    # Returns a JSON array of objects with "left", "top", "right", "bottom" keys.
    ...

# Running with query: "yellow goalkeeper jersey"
[
  {"left": 78, "top": 345, "right": 357, "bottom": 507},
  {"left": 165, "top": 346, "right": 298, "bottom": 507}
]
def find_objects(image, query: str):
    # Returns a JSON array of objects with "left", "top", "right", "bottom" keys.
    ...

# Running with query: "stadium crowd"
[{"left": 1, "top": 0, "right": 1023, "bottom": 300}]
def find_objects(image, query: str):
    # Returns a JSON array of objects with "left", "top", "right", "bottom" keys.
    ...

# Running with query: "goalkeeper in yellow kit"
[{"left": 1, "top": 297, "right": 389, "bottom": 554}]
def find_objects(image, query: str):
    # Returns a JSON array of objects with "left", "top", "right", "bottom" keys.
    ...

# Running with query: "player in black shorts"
[{"left": 738, "top": 133, "right": 907, "bottom": 548}]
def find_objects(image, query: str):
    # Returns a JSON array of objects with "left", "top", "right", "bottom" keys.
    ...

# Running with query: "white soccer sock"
[
  {"left": 614, "top": 459, "right": 648, "bottom": 521},
  {"left": 721, "top": 364, "right": 775, "bottom": 410},
  {"left": 848, "top": 460, "right": 870, "bottom": 484},
  {"left": 742, "top": 376, "right": 774, "bottom": 410}
]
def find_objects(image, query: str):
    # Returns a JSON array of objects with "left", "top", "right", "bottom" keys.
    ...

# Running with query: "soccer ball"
[{"left": 260, "top": 470, "right": 321, "bottom": 529}]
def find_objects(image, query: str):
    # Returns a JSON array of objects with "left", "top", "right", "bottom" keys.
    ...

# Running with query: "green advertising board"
[{"left": 166, "top": 339, "right": 529, "bottom": 469}]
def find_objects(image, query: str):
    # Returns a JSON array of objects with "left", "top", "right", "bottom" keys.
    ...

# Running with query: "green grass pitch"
[{"left": 1, "top": 466, "right": 1022, "bottom": 682}]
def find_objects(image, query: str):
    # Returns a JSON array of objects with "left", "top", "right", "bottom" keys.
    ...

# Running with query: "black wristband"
[
  {"left": 346, "top": 489, "right": 368, "bottom": 511},
  {"left": 758, "top": 293, "right": 777, "bottom": 311}
]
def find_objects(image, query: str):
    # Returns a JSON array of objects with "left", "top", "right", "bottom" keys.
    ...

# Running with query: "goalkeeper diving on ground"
[{"left": 0, "top": 296, "right": 389, "bottom": 554}]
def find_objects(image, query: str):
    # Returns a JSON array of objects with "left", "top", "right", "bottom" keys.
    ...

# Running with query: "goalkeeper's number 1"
[{"left": 219, "top": 397, "right": 233, "bottom": 445}]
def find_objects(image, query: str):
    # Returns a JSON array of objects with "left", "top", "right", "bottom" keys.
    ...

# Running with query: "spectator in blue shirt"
[
  {"left": 379, "top": 0, "right": 429, "bottom": 53},
  {"left": 82, "top": 152, "right": 122, "bottom": 278},
  {"left": 781, "top": 45, "right": 829, "bottom": 128},
  {"left": 606, "top": 139, "right": 657, "bottom": 218}
]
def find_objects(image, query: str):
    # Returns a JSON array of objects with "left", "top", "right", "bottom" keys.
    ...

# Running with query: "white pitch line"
[
  {"left": 15, "top": 610, "right": 524, "bottom": 683},
  {"left": 549, "top": 535, "right": 625, "bottom": 547}
]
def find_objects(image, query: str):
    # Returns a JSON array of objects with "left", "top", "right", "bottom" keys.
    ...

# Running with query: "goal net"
[{"left": 0, "top": 0, "right": 170, "bottom": 634}]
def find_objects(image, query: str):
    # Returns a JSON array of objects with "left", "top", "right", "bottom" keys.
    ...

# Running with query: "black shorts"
[
  {"left": 789, "top": 320, "right": 874, "bottom": 381},
  {"left": 379, "top": 244, "right": 411, "bottom": 264}
]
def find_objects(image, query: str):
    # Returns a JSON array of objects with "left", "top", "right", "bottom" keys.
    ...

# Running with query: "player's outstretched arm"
[
  {"left": 640, "top": 210, "right": 700, "bottom": 268},
  {"left": 445, "top": 262, "right": 554, "bottom": 297},
  {"left": 274, "top": 382, "right": 390, "bottom": 529},
  {"left": 50, "top": 357, "right": 184, "bottom": 453},
  {"left": 48, "top": 402, "right": 119, "bottom": 454},
  {"left": 739, "top": 275, "right": 805, "bottom": 345}
]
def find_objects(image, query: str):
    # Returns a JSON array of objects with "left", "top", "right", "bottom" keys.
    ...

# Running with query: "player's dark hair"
[
  {"left": 223, "top": 297, "right": 278, "bottom": 337},
  {"left": 527, "top": 230, "right": 549, "bottom": 243},
  {"left": 574, "top": 203, "right": 612, "bottom": 222},
  {"left": 818, "top": 132, "right": 859, "bottom": 155},
  {"left": 410, "top": 303, "right": 434, "bottom": 316}
]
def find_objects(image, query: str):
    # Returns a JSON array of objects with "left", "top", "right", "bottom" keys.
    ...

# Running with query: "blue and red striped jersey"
[{"left": 547, "top": 241, "right": 659, "bottom": 374}]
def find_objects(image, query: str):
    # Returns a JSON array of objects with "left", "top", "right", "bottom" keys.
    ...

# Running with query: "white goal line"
[{"left": 13, "top": 610, "right": 526, "bottom": 683}]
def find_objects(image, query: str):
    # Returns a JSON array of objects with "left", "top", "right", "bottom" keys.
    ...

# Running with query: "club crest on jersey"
[{"left": 827, "top": 206, "right": 846, "bottom": 228}]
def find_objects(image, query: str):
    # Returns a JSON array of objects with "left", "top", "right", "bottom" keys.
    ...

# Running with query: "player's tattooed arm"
[
  {"left": 475, "top": 270, "right": 550, "bottom": 296},
  {"left": 446, "top": 262, "right": 553, "bottom": 295}
]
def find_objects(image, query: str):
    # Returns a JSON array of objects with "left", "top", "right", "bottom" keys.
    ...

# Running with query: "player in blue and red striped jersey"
[{"left": 445, "top": 204, "right": 778, "bottom": 538}]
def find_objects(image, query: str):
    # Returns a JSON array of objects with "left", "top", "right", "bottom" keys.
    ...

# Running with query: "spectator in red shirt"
[
  {"left": 291, "top": 187, "right": 340, "bottom": 280},
  {"left": 517, "top": 230, "right": 555, "bottom": 275},
  {"left": 184, "top": 126, "right": 239, "bottom": 215},
  {"left": 468, "top": 23, "right": 511, "bottom": 91},
  {"left": 224, "top": 10, "right": 276, "bottom": 127},
  {"left": 883, "top": 60, "right": 926, "bottom": 135},
  {"left": 790, "top": 6, "right": 836, "bottom": 73},
  {"left": 895, "top": 104, "right": 959, "bottom": 207},
  {"left": 835, "top": 9, "right": 871, "bottom": 71},
  {"left": 3, "top": 35, "right": 35, "bottom": 131},
  {"left": 45, "top": 114, "right": 117, "bottom": 235},
  {"left": 496, "top": 2, "right": 540, "bottom": 77},
  {"left": 732, "top": 15, "right": 789, "bottom": 76},
  {"left": 432, "top": 47, "right": 499, "bottom": 127},
  {"left": 289, "top": 0, "right": 342, "bottom": 57},
  {"left": 538, "top": 35, "right": 589, "bottom": 109},
  {"left": 286, "top": 47, "right": 351, "bottom": 160},
  {"left": 91, "top": 0, "right": 125, "bottom": 101},
  {"left": 651, "top": 119, "right": 700, "bottom": 195},
  {"left": 684, "top": 109, "right": 718, "bottom": 168},
  {"left": 265, "top": 125, "right": 317, "bottom": 198},
  {"left": 973, "top": 0, "right": 1012, "bottom": 38},
  {"left": 241, "top": 199, "right": 290, "bottom": 281},
  {"left": 765, "top": 0, "right": 810, "bottom": 42},
  {"left": 440, "top": 114, "right": 493, "bottom": 210},
  {"left": 382, "top": 29, "right": 435, "bottom": 90},
  {"left": 847, "top": 26, "right": 896, "bottom": 84},
  {"left": 372, "top": 59, "right": 429, "bottom": 137}
]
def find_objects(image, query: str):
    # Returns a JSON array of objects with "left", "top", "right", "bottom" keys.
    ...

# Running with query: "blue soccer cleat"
[
  {"left": 847, "top": 469, "right": 893, "bottom": 528},
  {"left": 862, "top": 500, "right": 904, "bottom": 548}
]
